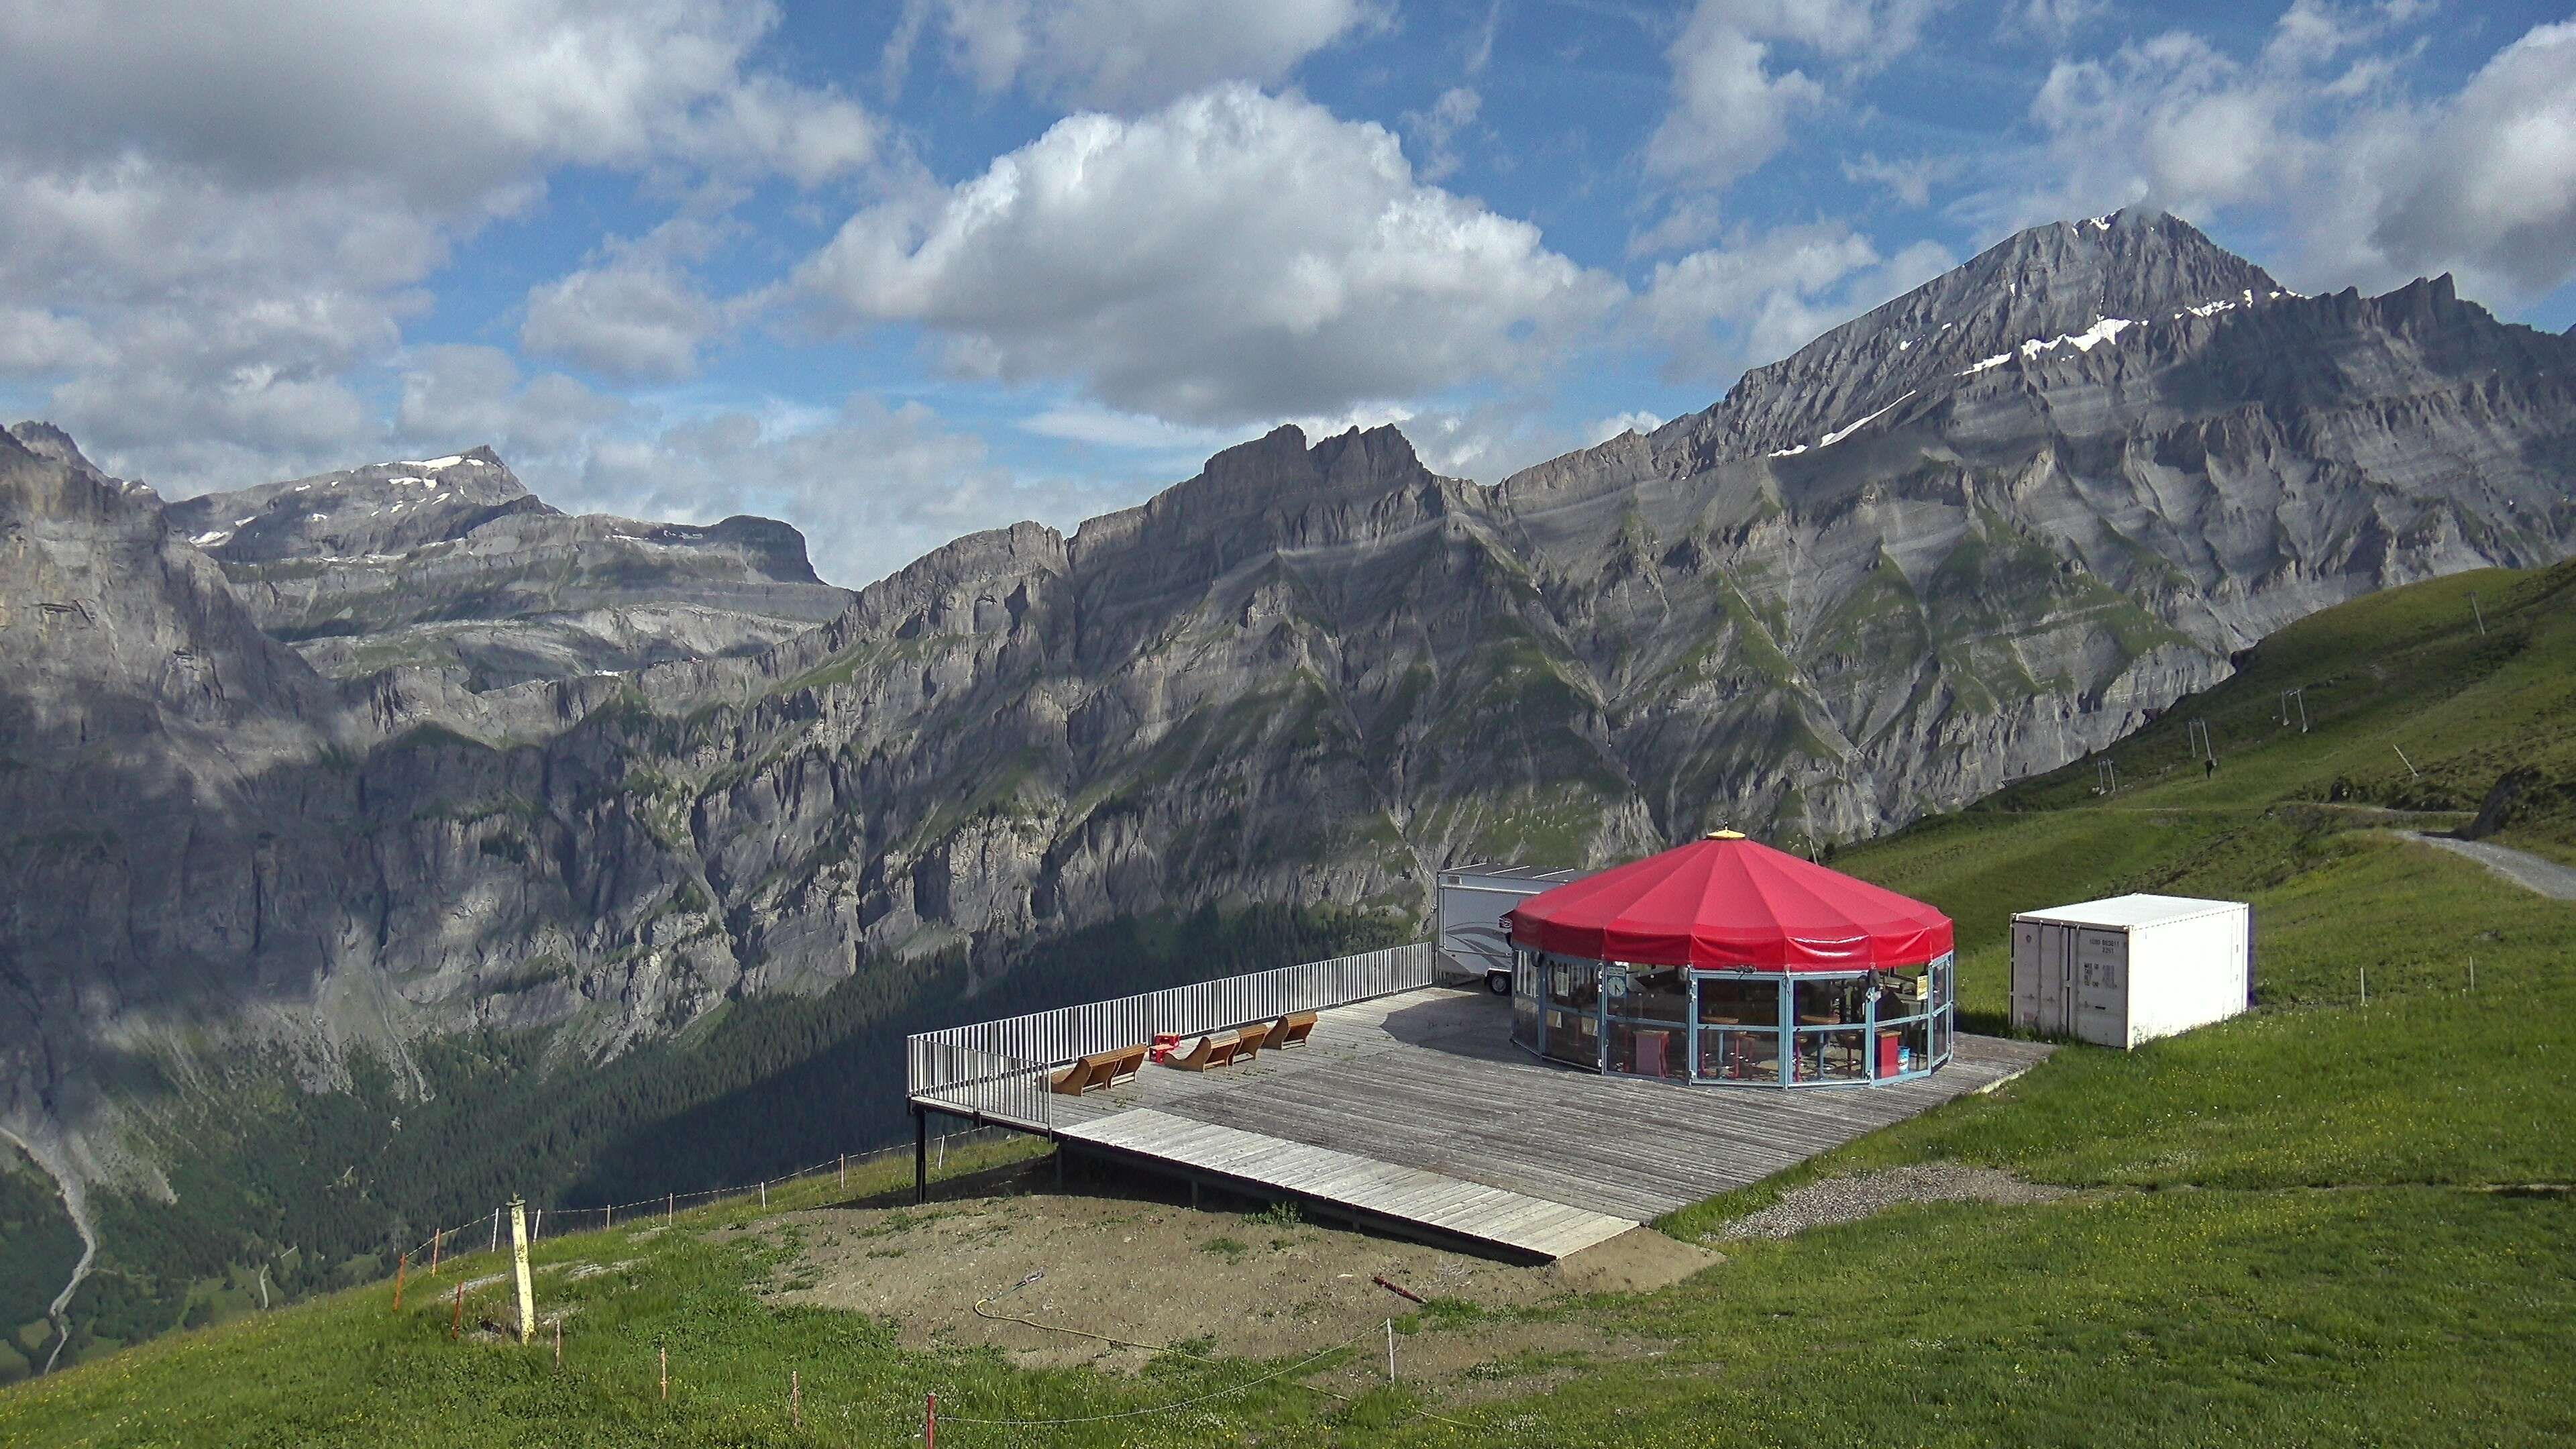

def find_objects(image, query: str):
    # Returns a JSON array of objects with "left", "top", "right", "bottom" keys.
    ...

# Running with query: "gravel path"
[
  {"left": 1712, "top": 1164, "right": 2070, "bottom": 1241},
  {"left": 2398, "top": 833, "right": 2576, "bottom": 902}
]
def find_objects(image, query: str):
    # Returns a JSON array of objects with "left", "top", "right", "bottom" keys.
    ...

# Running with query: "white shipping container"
[
  {"left": 2009, "top": 894, "right": 2252, "bottom": 1049},
  {"left": 1436, "top": 866, "right": 1587, "bottom": 993}
]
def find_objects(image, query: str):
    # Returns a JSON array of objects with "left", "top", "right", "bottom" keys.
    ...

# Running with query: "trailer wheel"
[{"left": 1486, "top": 971, "right": 1512, "bottom": 996}]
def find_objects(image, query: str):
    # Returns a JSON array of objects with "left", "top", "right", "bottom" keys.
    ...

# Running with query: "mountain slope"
[{"left": 154, "top": 447, "right": 852, "bottom": 688}]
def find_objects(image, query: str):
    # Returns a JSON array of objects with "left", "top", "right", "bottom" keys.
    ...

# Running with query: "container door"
[
  {"left": 2010, "top": 921, "right": 2039, "bottom": 1027},
  {"left": 2075, "top": 929, "right": 2127, "bottom": 1046},
  {"left": 2036, "top": 924, "right": 2076, "bottom": 1035}
]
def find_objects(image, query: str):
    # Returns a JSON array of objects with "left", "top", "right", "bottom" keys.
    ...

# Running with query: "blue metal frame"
[{"left": 1511, "top": 950, "right": 1957, "bottom": 1089}]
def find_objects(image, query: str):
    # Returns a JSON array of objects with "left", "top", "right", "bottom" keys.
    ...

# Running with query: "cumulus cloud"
[
  {"left": 794, "top": 84, "right": 1625, "bottom": 427},
  {"left": 2001, "top": 0, "right": 2107, "bottom": 44},
  {"left": 0, "top": 0, "right": 880, "bottom": 207},
  {"left": 0, "top": 0, "right": 881, "bottom": 494},
  {"left": 521, "top": 221, "right": 735, "bottom": 384},
  {"left": 1401, "top": 87, "right": 1483, "bottom": 182},
  {"left": 396, "top": 345, "right": 629, "bottom": 462},
  {"left": 1839, "top": 152, "right": 1958, "bottom": 208},
  {"left": 1587, "top": 411, "right": 1666, "bottom": 443},
  {"left": 908, "top": 0, "right": 1385, "bottom": 111},
  {"left": 2004, "top": 6, "right": 2576, "bottom": 303},
  {"left": 2365, "top": 21, "right": 2576, "bottom": 295},
  {"left": 1642, "top": 223, "right": 1955, "bottom": 378},
  {"left": 1644, "top": 0, "right": 1940, "bottom": 209},
  {"left": 567, "top": 396, "right": 1104, "bottom": 586}
]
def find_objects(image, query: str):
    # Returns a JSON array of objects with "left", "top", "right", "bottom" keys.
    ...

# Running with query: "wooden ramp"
[{"left": 1060, "top": 1108, "right": 1638, "bottom": 1263}]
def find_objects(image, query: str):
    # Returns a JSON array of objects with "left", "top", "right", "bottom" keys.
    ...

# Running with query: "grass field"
[{"left": 4, "top": 564, "right": 2572, "bottom": 1446}]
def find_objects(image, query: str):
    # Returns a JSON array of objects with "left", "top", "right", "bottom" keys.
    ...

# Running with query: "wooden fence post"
[
  {"left": 660, "top": 1344, "right": 669, "bottom": 1401},
  {"left": 790, "top": 1370, "right": 800, "bottom": 1428},
  {"left": 429, "top": 1228, "right": 441, "bottom": 1277},
  {"left": 508, "top": 1197, "right": 535, "bottom": 1344},
  {"left": 449, "top": 1283, "right": 463, "bottom": 1341},
  {"left": 392, "top": 1252, "right": 407, "bottom": 1311}
]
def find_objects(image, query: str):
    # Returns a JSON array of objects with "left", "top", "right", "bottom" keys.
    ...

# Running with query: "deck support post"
[{"left": 913, "top": 1106, "right": 928, "bottom": 1204}]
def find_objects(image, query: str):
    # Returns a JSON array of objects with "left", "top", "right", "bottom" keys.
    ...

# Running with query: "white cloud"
[
  {"left": 1401, "top": 87, "right": 1483, "bottom": 183},
  {"left": 396, "top": 345, "right": 629, "bottom": 462},
  {"left": 0, "top": 0, "right": 881, "bottom": 496},
  {"left": 1839, "top": 152, "right": 1957, "bottom": 208},
  {"left": 2003, "top": 9, "right": 2576, "bottom": 303},
  {"left": 2367, "top": 21, "right": 2576, "bottom": 295},
  {"left": 1644, "top": 0, "right": 1940, "bottom": 207},
  {"left": 794, "top": 84, "right": 1625, "bottom": 427},
  {"left": 1587, "top": 411, "right": 1666, "bottom": 443},
  {"left": 2001, "top": 0, "right": 2106, "bottom": 44},
  {"left": 1642, "top": 223, "right": 1955, "bottom": 378},
  {"left": 521, "top": 221, "right": 735, "bottom": 383},
  {"left": 0, "top": 0, "right": 880, "bottom": 207},
  {"left": 912, "top": 0, "right": 1385, "bottom": 111},
  {"left": 1018, "top": 405, "right": 1236, "bottom": 451},
  {"left": 568, "top": 396, "right": 1106, "bottom": 586}
]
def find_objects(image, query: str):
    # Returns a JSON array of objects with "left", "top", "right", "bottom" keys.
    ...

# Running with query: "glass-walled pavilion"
[
  {"left": 1510, "top": 951, "right": 1955, "bottom": 1085},
  {"left": 1504, "top": 829, "right": 1961, "bottom": 1089}
]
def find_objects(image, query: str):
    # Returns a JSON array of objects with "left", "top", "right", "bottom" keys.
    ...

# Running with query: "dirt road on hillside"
[{"left": 2400, "top": 833, "right": 2576, "bottom": 900}]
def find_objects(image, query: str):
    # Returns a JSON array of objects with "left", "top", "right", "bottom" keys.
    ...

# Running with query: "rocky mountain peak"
[
  {"left": 1651, "top": 209, "right": 2292, "bottom": 468},
  {"left": 6, "top": 419, "right": 111, "bottom": 482}
]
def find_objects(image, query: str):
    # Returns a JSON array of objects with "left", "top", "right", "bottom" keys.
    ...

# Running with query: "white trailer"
[
  {"left": 2010, "top": 894, "right": 2253, "bottom": 1049},
  {"left": 1436, "top": 865, "right": 1587, "bottom": 994}
]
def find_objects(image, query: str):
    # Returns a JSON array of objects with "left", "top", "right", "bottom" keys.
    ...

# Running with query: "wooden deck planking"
[
  {"left": 1063, "top": 1108, "right": 1636, "bottom": 1260},
  {"left": 918, "top": 985, "right": 2053, "bottom": 1254}
]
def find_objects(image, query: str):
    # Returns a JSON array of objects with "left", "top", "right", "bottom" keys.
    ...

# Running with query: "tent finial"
[{"left": 1705, "top": 826, "right": 1746, "bottom": 841}]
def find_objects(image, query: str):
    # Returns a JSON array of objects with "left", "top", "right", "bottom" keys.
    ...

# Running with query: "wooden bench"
[
  {"left": 1164, "top": 1032, "right": 1240, "bottom": 1071},
  {"left": 1267, "top": 1010, "right": 1318, "bottom": 1049},
  {"left": 1232, "top": 1022, "right": 1271, "bottom": 1064},
  {"left": 1050, "top": 1044, "right": 1148, "bottom": 1095}
]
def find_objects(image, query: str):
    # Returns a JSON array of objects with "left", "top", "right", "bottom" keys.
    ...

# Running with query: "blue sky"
[{"left": 3, "top": 1, "right": 2571, "bottom": 584}]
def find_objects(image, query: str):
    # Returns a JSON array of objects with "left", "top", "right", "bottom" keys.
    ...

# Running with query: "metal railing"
[
  {"left": 908, "top": 1042, "right": 1061, "bottom": 1130},
  {"left": 904, "top": 941, "right": 1434, "bottom": 1115}
]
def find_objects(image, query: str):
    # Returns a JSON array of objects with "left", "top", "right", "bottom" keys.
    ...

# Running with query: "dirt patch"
[
  {"left": 1550, "top": 1228, "right": 1720, "bottom": 1295},
  {"left": 1713, "top": 1163, "right": 2070, "bottom": 1240},
  {"left": 763, "top": 1168, "right": 1566, "bottom": 1371}
]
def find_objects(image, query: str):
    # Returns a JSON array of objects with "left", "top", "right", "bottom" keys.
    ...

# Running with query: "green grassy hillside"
[{"left": 4, "top": 564, "right": 2571, "bottom": 1446}]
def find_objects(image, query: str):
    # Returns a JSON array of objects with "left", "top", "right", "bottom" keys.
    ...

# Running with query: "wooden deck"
[
  {"left": 1060, "top": 1110, "right": 1638, "bottom": 1261},
  {"left": 916, "top": 986, "right": 2053, "bottom": 1259}
]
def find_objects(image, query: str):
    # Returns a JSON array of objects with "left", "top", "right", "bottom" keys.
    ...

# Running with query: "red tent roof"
[{"left": 1507, "top": 831, "right": 1953, "bottom": 972}]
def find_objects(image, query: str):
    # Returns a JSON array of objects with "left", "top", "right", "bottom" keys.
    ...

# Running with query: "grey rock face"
[
  {"left": 159, "top": 447, "right": 853, "bottom": 688},
  {"left": 3, "top": 211, "right": 2573, "bottom": 1205}
]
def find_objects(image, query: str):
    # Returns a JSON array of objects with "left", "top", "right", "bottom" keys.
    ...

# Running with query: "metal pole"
[
  {"left": 926, "top": 1391, "right": 937, "bottom": 1449},
  {"left": 914, "top": 1107, "right": 928, "bottom": 1205},
  {"left": 2470, "top": 591, "right": 2485, "bottom": 635},
  {"left": 2394, "top": 745, "right": 2420, "bottom": 778}
]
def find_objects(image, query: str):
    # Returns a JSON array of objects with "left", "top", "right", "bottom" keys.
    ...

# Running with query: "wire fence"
[{"left": 377, "top": 1123, "right": 1015, "bottom": 1277}]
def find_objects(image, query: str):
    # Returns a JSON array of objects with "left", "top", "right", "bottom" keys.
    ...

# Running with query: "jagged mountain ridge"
[
  {"left": 154, "top": 447, "right": 853, "bottom": 688},
  {"left": 3, "top": 210, "right": 2573, "bottom": 1246}
]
